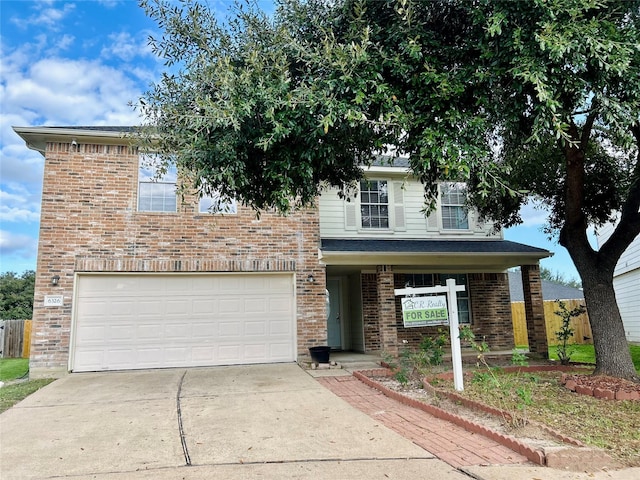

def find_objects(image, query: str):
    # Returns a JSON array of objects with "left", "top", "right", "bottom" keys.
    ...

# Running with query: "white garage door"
[{"left": 72, "top": 273, "right": 296, "bottom": 372}]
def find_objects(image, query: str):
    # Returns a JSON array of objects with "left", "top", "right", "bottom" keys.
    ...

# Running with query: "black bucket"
[{"left": 309, "top": 346, "right": 331, "bottom": 363}]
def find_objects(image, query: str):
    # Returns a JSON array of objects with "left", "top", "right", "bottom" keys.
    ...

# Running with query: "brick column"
[
  {"left": 522, "top": 264, "right": 548, "bottom": 357},
  {"left": 361, "top": 273, "right": 380, "bottom": 352},
  {"left": 377, "top": 265, "right": 398, "bottom": 356}
]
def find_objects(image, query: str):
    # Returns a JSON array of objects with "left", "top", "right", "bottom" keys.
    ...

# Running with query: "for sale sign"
[{"left": 401, "top": 295, "right": 449, "bottom": 327}]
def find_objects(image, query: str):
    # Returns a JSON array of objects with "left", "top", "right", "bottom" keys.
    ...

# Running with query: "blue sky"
[{"left": 0, "top": 0, "right": 584, "bottom": 282}]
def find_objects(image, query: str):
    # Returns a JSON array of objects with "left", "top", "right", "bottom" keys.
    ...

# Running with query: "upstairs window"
[
  {"left": 360, "top": 180, "right": 389, "bottom": 228},
  {"left": 138, "top": 155, "right": 177, "bottom": 212},
  {"left": 440, "top": 183, "right": 468, "bottom": 230},
  {"left": 199, "top": 191, "right": 237, "bottom": 214}
]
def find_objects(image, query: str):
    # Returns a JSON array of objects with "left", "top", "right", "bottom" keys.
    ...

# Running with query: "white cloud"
[
  {"left": 4, "top": 56, "right": 143, "bottom": 125},
  {"left": 0, "top": 188, "right": 41, "bottom": 223},
  {"left": 102, "top": 31, "right": 154, "bottom": 62},
  {"left": 518, "top": 200, "right": 549, "bottom": 227},
  {"left": 0, "top": 230, "right": 38, "bottom": 260},
  {"left": 55, "top": 33, "right": 75, "bottom": 51},
  {"left": 97, "top": 0, "right": 123, "bottom": 7},
  {"left": 0, "top": 206, "right": 41, "bottom": 224},
  {"left": 10, "top": 1, "right": 76, "bottom": 31},
  {"left": 0, "top": 35, "right": 155, "bottom": 253}
]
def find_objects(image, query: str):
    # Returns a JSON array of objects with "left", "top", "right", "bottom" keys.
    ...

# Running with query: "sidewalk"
[{"left": 317, "top": 375, "right": 529, "bottom": 469}]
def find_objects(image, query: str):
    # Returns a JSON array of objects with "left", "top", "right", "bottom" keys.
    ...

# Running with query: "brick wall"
[
  {"left": 377, "top": 266, "right": 398, "bottom": 355},
  {"left": 361, "top": 273, "right": 380, "bottom": 352},
  {"left": 468, "top": 273, "right": 514, "bottom": 350},
  {"left": 522, "top": 264, "right": 548, "bottom": 357},
  {"left": 31, "top": 141, "right": 326, "bottom": 375},
  {"left": 390, "top": 272, "right": 515, "bottom": 352}
]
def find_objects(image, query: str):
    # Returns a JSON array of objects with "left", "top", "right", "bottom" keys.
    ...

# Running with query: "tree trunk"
[
  {"left": 577, "top": 261, "right": 638, "bottom": 381},
  {"left": 560, "top": 122, "right": 640, "bottom": 382}
]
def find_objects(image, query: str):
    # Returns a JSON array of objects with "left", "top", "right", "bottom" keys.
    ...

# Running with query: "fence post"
[
  {"left": 0, "top": 320, "right": 27, "bottom": 358},
  {"left": 23, "top": 320, "right": 32, "bottom": 358},
  {"left": 0, "top": 320, "right": 4, "bottom": 358}
]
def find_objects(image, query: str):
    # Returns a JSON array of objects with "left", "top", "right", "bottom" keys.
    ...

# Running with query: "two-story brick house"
[{"left": 14, "top": 126, "right": 551, "bottom": 377}]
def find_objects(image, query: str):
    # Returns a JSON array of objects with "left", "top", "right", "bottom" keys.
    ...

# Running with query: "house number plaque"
[{"left": 44, "top": 295, "right": 63, "bottom": 307}]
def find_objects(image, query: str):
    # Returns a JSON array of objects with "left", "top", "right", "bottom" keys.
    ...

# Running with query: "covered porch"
[{"left": 320, "top": 238, "right": 552, "bottom": 358}]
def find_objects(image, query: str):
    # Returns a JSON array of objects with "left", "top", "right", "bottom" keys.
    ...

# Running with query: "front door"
[{"left": 327, "top": 278, "right": 342, "bottom": 349}]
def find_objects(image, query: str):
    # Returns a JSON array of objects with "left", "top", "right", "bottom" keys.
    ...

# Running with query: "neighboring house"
[
  {"left": 14, "top": 126, "right": 552, "bottom": 377},
  {"left": 508, "top": 272, "right": 591, "bottom": 347},
  {"left": 596, "top": 224, "right": 640, "bottom": 342},
  {"left": 508, "top": 272, "right": 584, "bottom": 303}
]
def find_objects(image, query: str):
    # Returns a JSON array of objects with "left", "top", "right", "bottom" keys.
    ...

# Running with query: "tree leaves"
[
  {"left": 0, "top": 271, "right": 35, "bottom": 320},
  {"left": 136, "top": 0, "right": 639, "bottom": 225}
]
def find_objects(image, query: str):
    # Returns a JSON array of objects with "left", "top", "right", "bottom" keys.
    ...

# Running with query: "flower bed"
[{"left": 356, "top": 367, "right": 624, "bottom": 470}]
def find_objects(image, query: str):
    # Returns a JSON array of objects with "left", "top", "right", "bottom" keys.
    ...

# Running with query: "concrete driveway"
[{"left": 0, "top": 364, "right": 468, "bottom": 479}]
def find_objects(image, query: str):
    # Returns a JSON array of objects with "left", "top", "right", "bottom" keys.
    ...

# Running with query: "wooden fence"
[
  {"left": 0, "top": 320, "right": 32, "bottom": 358},
  {"left": 512, "top": 300, "right": 593, "bottom": 347}
]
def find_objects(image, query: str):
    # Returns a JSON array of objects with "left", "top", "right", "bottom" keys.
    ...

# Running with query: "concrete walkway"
[
  {"left": 318, "top": 375, "right": 529, "bottom": 468},
  {"left": 0, "top": 364, "right": 469, "bottom": 480},
  {"left": 2, "top": 363, "right": 639, "bottom": 480}
]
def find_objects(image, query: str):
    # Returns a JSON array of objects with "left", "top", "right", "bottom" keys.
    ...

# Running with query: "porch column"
[
  {"left": 522, "top": 264, "right": 549, "bottom": 358},
  {"left": 377, "top": 265, "right": 398, "bottom": 356}
]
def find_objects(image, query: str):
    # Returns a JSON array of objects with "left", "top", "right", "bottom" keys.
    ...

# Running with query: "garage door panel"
[
  {"left": 166, "top": 324, "right": 190, "bottom": 339},
  {"left": 219, "top": 298, "right": 241, "bottom": 314},
  {"left": 244, "top": 344, "right": 267, "bottom": 360},
  {"left": 73, "top": 350, "right": 104, "bottom": 370},
  {"left": 270, "top": 343, "right": 294, "bottom": 359},
  {"left": 245, "top": 298, "right": 267, "bottom": 314},
  {"left": 270, "top": 320, "right": 292, "bottom": 335},
  {"left": 192, "top": 299, "right": 216, "bottom": 314},
  {"left": 218, "top": 321, "right": 241, "bottom": 337},
  {"left": 137, "top": 301, "right": 165, "bottom": 316},
  {"left": 192, "top": 321, "right": 217, "bottom": 337},
  {"left": 75, "top": 324, "right": 106, "bottom": 342},
  {"left": 245, "top": 320, "right": 266, "bottom": 336},
  {"left": 73, "top": 273, "right": 295, "bottom": 371},
  {"left": 109, "top": 348, "right": 138, "bottom": 368},
  {"left": 218, "top": 345, "right": 241, "bottom": 362},
  {"left": 191, "top": 346, "right": 215, "bottom": 362},
  {"left": 109, "top": 324, "right": 136, "bottom": 340}
]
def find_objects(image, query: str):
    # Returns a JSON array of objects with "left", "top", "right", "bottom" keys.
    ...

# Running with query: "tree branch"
[
  {"left": 580, "top": 101, "right": 598, "bottom": 151},
  {"left": 599, "top": 123, "right": 640, "bottom": 264}
]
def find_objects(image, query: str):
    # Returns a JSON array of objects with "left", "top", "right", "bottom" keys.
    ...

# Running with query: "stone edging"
[
  {"left": 560, "top": 373, "right": 640, "bottom": 401},
  {"left": 353, "top": 369, "right": 545, "bottom": 466},
  {"left": 353, "top": 368, "right": 618, "bottom": 469}
]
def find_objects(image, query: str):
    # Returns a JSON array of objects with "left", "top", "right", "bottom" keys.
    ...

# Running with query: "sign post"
[
  {"left": 395, "top": 279, "right": 465, "bottom": 391},
  {"left": 445, "top": 278, "right": 464, "bottom": 392}
]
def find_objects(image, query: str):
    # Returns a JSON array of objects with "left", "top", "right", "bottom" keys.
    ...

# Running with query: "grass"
[
  {"left": 0, "top": 358, "right": 55, "bottom": 414},
  {"left": 0, "top": 358, "right": 30, "bottom": 381},
  {"left": 0, "top": 379, "right": 55, "bottom": 413},
  {"left": 547, "top": 344, "right": 640, "bottom": 372}
]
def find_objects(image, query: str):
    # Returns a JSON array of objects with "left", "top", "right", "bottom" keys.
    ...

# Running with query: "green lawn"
[
  {"left": 547, "top": 344, "right": 640, "bottom": 372},
  {"left": 0, "top": 379, "right": 55, "bottom": 413},
  {"left": 0, "top": 358, "right": 55, "bottom": 413},
  {"left": 0, "top": 358, "right": 29, "bottom": 381}
]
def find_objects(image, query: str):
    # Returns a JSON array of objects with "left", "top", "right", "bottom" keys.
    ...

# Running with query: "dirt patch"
[{"left": 368, "top": 374, "right": 567, "bottom": 451}]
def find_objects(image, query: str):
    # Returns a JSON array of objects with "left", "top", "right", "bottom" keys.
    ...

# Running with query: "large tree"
[
  {"left": 0, "top": 271, "right": 35, "bottom": 320},
  {"left": 138, "top": 0, "right": 640, "bottom": 380}
]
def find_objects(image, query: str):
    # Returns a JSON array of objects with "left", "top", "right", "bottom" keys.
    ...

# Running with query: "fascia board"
[
  {"left": 12, "top": 126, "right": 140, "bottom": 155},
  {"left": 320, "top": 250, "right": 552, "bottom": 269}
]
